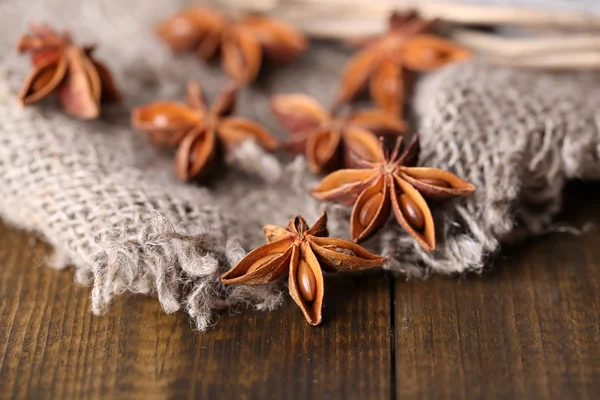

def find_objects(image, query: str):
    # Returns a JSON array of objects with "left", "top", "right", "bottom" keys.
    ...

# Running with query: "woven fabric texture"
[{"left": 1, "top": 0, "right": 599, "bottom": 330}]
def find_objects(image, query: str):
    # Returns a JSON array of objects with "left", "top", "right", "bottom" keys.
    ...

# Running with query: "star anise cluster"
[
  {"left": 17, "top": 23, "right": 120, "bottom": 119},
  {"left": 132, "top": 81, "right": 278, "bottom": 181},
  {"left": 156, "top": 7, "right": 307, "bottom": 84},
  {"left": 15, "top": 10, "right": 479, "bottom": 326},
  {"left": 312, "top": 135, "right": 475, "bottom": 250},
  {"left": 335, "top": 12, "right": 470, "bottom": 116},
  {"left": 271, "top": 94, "right": 406, "bottom": 174},
  {"left": 221, "top": 212, "right": 386, "bottom": 325}
]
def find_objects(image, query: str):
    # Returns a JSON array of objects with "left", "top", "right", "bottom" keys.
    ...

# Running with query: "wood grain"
[
  {"left": 394, "top": 182, "right": 600, "bottom": 399},
  {"left": 1, "top": 183, "right": 600, "bottom": 399},
  {"left": 0, "top": 223, "right": 392, "bottom": 399}
]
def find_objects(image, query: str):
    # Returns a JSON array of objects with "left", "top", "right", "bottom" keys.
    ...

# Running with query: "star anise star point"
[
  {"left": 17, "top": 22, "right": 120, "bottom": 119},
  {"left": 156, "top": 7, "right": 307, "bottom": 83},
  {"left": 221, "top": 212, "right": 386, "bottom": 325},
  {"left": 311, "top": 135, "right": 475, "bottom": 250},
  {"left": 132, "top": 81, "right": 278, "bottom": 181},
  {"left": 271, "top": 94, "right": 406, "bottom": 174},
  {"left": 335, "top": 12, "right": 470, "bottom": 116}
]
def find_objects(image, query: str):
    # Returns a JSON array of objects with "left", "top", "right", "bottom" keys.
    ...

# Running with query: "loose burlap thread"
[{"left": 1, "top": 0, "right": 599, "bottom": 330}]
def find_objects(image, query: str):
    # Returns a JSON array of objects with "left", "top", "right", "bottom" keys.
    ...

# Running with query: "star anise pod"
[
  {"left": 156, "top": 7, "right": 307, "bottom": 83},
  {"left": 17, "top": 23, "right": 121, "bottom": 120},
  {"left": 132, "top": 81, "right": 278, "bottom": 181},
  {"left": 311, "top": 135, "right": 475, "bottom": 250},
  {"left": 335, "top": 12, "right": 470, "bottom": 116},
  {"left": 221, "top": 212, "right": 386, "bottom": 325},
  {"left": 271, "top": 94, "right": 406, "bottom": 174}
]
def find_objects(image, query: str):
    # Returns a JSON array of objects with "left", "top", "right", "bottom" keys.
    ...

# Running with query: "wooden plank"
[
  {"left": 394, "top": 182, "right": 600, "bottom": 399},
  {"left": 182, "top": 272, "right": 392, "bottom": 400},
  {"left": 0, "top": 222, "right": 392, "bottom": 399},
  {"left": 4, "top": 182, "right": 600, "bottom": 399}
]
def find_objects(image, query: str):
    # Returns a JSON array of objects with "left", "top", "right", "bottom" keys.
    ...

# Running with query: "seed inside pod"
[
  {"left": 188, "top": 147, "right": 196, "bottom": 168},
  {"left": 359, "top": 192, "right": 383, "bottom": 228},
  {"left": 32, "top": 68, "right": 55, "bottom": 91},
  {"left": 399, "top": 194, "right": 424, "bottom": 230},
  {"left": 322, "top": 245, "right": 356, "bottom": 257},
  {"left": 247, "top": 253, "right": 280, "bottom": 274},
  {"left": 422, "top": 47, "right": 448, "bottom": 63},
  {"left": 419, "top": 177, "right": 450, "bottom": 188},
  {"left": 297, "top": 258, "right": 316, "bottom": 302}
]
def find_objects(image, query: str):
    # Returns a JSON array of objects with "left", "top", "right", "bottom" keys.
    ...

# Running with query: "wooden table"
[{"left": 1, "top": 182, "right": 599, "bottom": 399}]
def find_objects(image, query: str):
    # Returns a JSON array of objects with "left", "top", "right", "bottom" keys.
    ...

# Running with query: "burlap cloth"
[{"left": 2, "top": 0, "right": 599, "bottom": 330}]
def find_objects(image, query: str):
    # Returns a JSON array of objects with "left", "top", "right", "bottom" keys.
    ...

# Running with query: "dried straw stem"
[{"left": 265, "top": 0, "right": 600, "bottom": 38}]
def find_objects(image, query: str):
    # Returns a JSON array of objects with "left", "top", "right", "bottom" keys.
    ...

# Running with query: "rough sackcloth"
[{"left": 1, "top": 0, "right": 599, "bottom": 331}]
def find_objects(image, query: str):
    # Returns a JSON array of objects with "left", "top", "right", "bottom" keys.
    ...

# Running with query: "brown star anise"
[
  {"left": 335, "top": 12, "right": 470, "bottom": 116},
  {"left": 156, "top": 7, "right": 307, "bottom": 84},
  {"left": 311, "top": 135, "right": 475, "bottom": 250},
  {"left": 17, "top": 23, "right": 120, "bottom": 119},
  {"left": 271, "top": 94, "right": 406, "bottom": 174},
  {"left": 221, "top": 212, "right": 386, "bottom": 325},
  {"left": 132, "top": 81, "right": 278, "bottom": 181}
]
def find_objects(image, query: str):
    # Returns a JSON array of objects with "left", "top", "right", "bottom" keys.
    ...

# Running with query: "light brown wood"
[{"left": 262, "top": 1, "right": 600, "bottom": 39}]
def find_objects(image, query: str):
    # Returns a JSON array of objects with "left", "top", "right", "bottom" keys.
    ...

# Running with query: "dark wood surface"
[{"left": 1, "top": 182, "right": 599, "bottom": 400}]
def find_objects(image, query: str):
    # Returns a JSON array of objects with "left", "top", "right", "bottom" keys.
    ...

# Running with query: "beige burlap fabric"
[{"left": 1, "top": 0, "right": 599, "bottom": 330}]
